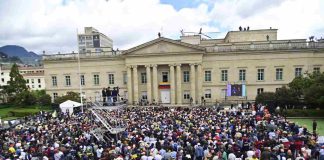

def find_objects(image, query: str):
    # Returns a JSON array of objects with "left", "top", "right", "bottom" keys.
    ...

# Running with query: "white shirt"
[
  {"left": 96, "top": 148, "right": 103, "bottom": 158},
  {"left": 228, "top": 153, "right": 236, "bottom": 160},
  {"left": 247, "top": 150, "right": 255, "bottom": 158},
  {"left": 154, "top": 154, "right": 163, "bottom": 160},
  {"left": 319, "top": 149, "right": 324, "bottom": 155},
  {"left": 141, "top": 155, "right": 148, "bottom": 160}
]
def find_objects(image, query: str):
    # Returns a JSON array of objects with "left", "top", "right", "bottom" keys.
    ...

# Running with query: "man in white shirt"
[
  {"left": 96, "top": 146, "right": 103, "bottom": 159},
  {"left": 154, "top": 153, "right": 163, "bottom": 160}
]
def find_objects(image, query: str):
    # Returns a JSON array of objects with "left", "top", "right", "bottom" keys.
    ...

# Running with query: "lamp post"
[{"left": 77, "top": 29, "right": 83, "bottom": 113}]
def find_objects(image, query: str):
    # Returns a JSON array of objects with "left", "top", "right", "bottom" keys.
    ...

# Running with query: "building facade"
[
  {"left": 43, "top": 29, "right": 324, "bottom": 105},
  {"left": 0, "top": 65, "right": 45, "bottom": 91},
  {"left": 78, "top": 27, "right": 113, "bottom": 53}
]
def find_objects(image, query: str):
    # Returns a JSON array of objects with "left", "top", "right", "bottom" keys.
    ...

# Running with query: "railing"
[
  {"left": 206, "top": 41, "right": 324, "bottom": 52},
  {"left": 42, "top": 51, "right": 123, "bottom": 60},
  {"left": 89, "top": 101, "right": 126, "bottom": 134}
]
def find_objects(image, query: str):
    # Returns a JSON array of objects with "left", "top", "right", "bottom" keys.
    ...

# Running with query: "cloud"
[{"left": 0, "top": 0, "right": 323, "bottom": 54}]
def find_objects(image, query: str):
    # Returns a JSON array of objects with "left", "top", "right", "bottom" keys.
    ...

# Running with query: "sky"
[{"left": 0, "top": 0, "right": 323, "bottom": 54}]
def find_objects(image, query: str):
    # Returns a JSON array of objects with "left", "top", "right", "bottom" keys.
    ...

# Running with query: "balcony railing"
[
  {"left": 206, "top": 41, "right": 324, "bottom": 53},
  {"left": 42, "top": 51, "right": 122, "bottom": 61}
]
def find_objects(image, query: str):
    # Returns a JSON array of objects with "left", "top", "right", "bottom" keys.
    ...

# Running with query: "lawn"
[
  {"left": 0, "top": 104, "right": 52, "bottom": 121},
  {"left": 288, "top": 118, "right": 324, "bottom": 136}
]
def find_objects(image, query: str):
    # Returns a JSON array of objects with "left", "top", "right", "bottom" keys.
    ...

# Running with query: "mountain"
[{"left": 0, "top": 45, "right": 41, "bottom": 65}]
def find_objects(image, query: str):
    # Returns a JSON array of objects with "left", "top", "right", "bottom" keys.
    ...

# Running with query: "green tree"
[
  {"left": 303, "top": 73, "right": 324, "bottom": 108},
  {"left": 5, "top": 63, "right": 27, "bottom": 96},
  {"left": 275, "top": 86, "right": 298, "bottom": 108},
  {"left": 54, "top": 91, "right": 81, "bottom": 104},
  {"left": 31, "top": 90, "right": 51, "bottom": 106},
  {"left": 288, "top": 76, "right": 313, "bottom": 98},
  {"left": 255, "top": 92, "right": 276, "bottom": 105}
]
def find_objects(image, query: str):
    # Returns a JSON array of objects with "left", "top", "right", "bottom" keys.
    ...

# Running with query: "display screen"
[{"left": 226, "top": 84, "right": 246, "bottom": 96}]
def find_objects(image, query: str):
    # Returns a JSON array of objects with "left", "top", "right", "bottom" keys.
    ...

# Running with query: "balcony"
[{"left": 206, "top": 41, "right": 324, "bottom": 53}]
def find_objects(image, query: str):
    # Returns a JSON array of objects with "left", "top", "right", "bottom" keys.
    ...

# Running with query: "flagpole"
[{"left": 77, "top": 28, "right": 84, "bottom": 113}]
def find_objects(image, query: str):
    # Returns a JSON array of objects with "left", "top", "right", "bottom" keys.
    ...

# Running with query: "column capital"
[
  {"left": 152, "top": 64, "right": 158, "bottom": 68},
  {"left": 175, "top": 63, "right": 182, "bottom": 67},
  {"left": 131, "top": 65, "right": 138, "bottom": 69},
  {"left": 189, "top": 63, "right": 196, "bottom": 66},
  {"left": 126, "top": 65, "right": 132, "bottom": 69},
  {"left": 196, "top": 63, "right": 202, "bottom": 66},
  {"left": 168, "top": 64, "right": 176, "bottom": 67},
  {"left": 145, "top": 64, "right": 151, "bottom": 68}
]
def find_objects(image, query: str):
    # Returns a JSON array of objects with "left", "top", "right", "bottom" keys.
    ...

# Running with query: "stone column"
[
  {"left": 145, "top": 65, "right": 152, "bottom": 103},
  {"left": 169, "top": 64, "right": 175, "bottom": 105},
  {"left": 176, "top": 64, "right": 182, "bottom": 104},
  {"left": 190, "top": 63, "right": 196, "bottom": 104},
  {"left": 152, "top": 64, "right": 158, "bottom": 104},
  {"left": 197, "top": 63, "right": 203, "bottom": 105},
  {"left": 132, "top": 65, "right": 139, "bottom": 104},
  {"left": 127, "top": 66, "right": 133, "bottom": 104}
]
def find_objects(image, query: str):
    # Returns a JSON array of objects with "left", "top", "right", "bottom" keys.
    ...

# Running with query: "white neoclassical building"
[{"left": 43, "top": 28, "right": 324, "bottom": 105}]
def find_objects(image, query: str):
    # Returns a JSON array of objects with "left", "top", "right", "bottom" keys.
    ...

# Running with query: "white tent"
[{"left": 59, "top": 100, "right": 81, "bottom": 115}]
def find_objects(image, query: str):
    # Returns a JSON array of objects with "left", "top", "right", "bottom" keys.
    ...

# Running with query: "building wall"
[{"left": 44, "top": 57, "right": 126, "bottom": 101}]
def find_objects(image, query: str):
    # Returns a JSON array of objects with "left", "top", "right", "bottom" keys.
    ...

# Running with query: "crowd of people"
[{"left": 1, "top": 103, "right": 324, "bottom": 160}]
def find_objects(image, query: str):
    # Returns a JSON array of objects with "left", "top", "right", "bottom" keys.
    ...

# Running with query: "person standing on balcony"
[{"left": 102, "top": 88, "right": 106, "bottom": 103}]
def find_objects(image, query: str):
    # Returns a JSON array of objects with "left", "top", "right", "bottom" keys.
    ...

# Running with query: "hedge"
[{"left": 284, "top": 109, "right": 324, "bottom": 117}]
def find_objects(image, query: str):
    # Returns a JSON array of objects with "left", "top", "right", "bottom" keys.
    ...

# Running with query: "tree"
[
  {"left": 275, "top": 86, "right": 298, "bottom": 108},
  {"left": 31, "top": 90, "right": 51, "bottom": 106},
  {"left": 288, "top": 76, "right": 312, "bottom": 98},
  {"left": 303, "top": 73, "right": 324, "bottom": 108},
  {"left": 54, "top": 91, "right": 81, "bottom": 104},
  {"left": 5, "top": 63, "right": 27, "bottom": 97},
  {"left": 255, "top": 92, "right": 276, "bottom": 105}
]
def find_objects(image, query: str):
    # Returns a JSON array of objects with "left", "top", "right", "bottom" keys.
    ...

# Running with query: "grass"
[
  {"left": 0, "top": 104, "right": 52, "bottom": 121},
  {"left": 288, "top": 118, "right": 324, "bottom": 136}
]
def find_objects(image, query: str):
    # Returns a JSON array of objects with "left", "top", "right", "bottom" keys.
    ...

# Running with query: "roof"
[{"left": 123, "top": 37, "right": 205, "bottom": 54}]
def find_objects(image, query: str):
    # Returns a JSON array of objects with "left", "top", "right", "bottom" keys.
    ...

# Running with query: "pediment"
[{"left": 123, "top": 37, "right": 205, "bottom": 55}]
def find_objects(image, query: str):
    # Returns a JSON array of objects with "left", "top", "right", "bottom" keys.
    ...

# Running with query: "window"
[
  {"left": 183, "top": 91, "right": 190, "bottom": 100},
  {"left": 162, "top": 72, "right": 168, "bottom": 82},
  {"left": 257, "top": 88, "right": 264, "bottom": 95},
  {"left": 313, "top": 67, "right": 320, "bottom": 74},
  {"left": 205, "top": 89, "right": 211, "bottom": 99},
  {"left": 221, "top": 70, "right": 228, "bottom": 81},
  {"left": 1, "top": 78, "right": 4, "bottom": 83},
  {"left": 32, "top": 85, "right": 35, "bottom": 88},
  {"left": 205, "top": 71, "right": 211, "bottom": 82},
  {"left": 276, "top": 68, "right": 283, "bottom": 80},
  {"left": 38, "top": 79, "right": 41, "bottom": 83},
  {"left": 65, "top": 75, "right": 71, "bottom": 86},
  {"left": 31, "top": 79, "right": 34, "bottom": 84},
  {"left": 295, "top": 68, "right": 302, "bottom": 77},
  {"left": 53, "top": 93, "right": 58, "bottom": 100},
  {"left": 108, "top": 74, "right": 114, "bottom": 85},
  {"left": 141, "top": 72, "right": 147, "bottom": 84},
  {"left": 123, "top": 72, "right": 127, "bottom": 85},
  {"left": 52, "top": 76, "right": 57, "bottom": 86},
  {"left": 183, "top": 71, "right": 190, "bottom": 82},
  {"left": 93, "top": 74, "right": 100, "bottom": 85},
  {"left": 80, "top": 75, "right": 85, "bottom": 86},
  {"left": 239, "top": 69, "right": 246, "bottom": 81},
  {"left": 26, "top": 79, "right": 29, "bottom": 83},
  {"left": 257, "top": 69, "right": 264, "bottom": 81},
  {"left": 38, "top": 85, "right": 41, "bottom": 88},
  {"left": 221, "top": 89, "right": 227, "bottom": 99}
]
